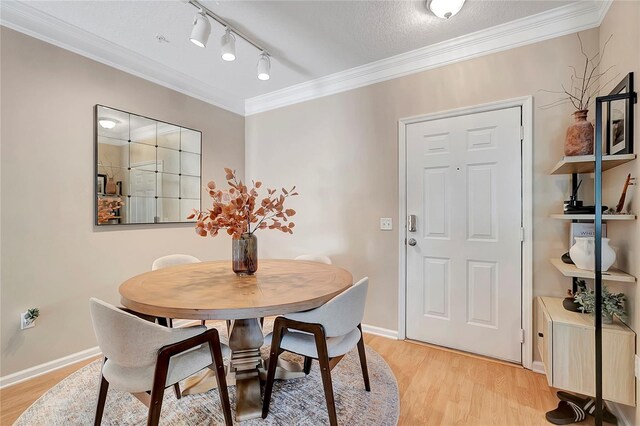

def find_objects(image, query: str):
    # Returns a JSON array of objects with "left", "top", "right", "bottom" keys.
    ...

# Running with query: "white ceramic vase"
[{"left": 569, "top": 237, "right": 616, "bottom": 271}]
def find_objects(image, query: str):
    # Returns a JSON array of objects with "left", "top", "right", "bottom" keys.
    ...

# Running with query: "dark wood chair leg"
[
  {"left": 209, "top": 336, "right": 233, "bottom": 426},
  {"left": 357, "top": 324, "right": 371, "bottom": 391},
  {"left": 262, "top": 317, "right": 285, "bottom": 419},
  {"left": 173, "top": 383, "right": 181, "bottom": 399},
  {"left": 314, "top": 329, "right": 338, "bottom": 426},
  {"left": 148, "top": 355, "right": 169, "bottom": 426},
  {"left": 201, "top": 320, "right": 206, "bottom": 326},
  {"left": 94, "top": 368, "right": 109, "bottom": 426},
  {"left": 303, "top": 356, "right": 313, "bottom": 375},
  {"left": 157, "top": 317, "right": 169, "bottom": 327}
]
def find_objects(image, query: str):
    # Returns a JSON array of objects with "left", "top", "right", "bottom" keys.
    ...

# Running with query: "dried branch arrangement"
[
  {"left": 539, "top": 33, "right": 618, "bottom": 111},
  {"left": 190, "top": 168, "right": 298, "bottom": 239},
  {"left": 97, "top": 197, "right": 124, "bottom": 224}
]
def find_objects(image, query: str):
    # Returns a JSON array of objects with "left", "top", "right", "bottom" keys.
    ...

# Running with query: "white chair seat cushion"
[
  {"left": 102, "top": 343, "right": 230, "bottom": 393},
  {"left": 264, "top": 328, "right": 361, "bottom": 359}
]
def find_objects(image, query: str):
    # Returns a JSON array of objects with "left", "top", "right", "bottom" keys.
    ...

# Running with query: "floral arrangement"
[
  {"left": 25, "top": 308, "right": 40, "bottom": 324},
  {"left": 573, "top": 283, "right": 626, "bottom": 321},
  {"left": 97, "top": 197, "right": 124, "bottom": 224},
  {"left": 189, "top": 168, "right": 298, "bottom": 239}
]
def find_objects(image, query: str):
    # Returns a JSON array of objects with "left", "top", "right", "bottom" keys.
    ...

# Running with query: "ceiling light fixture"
[
  {"left": 257, "top": 53, "right": 271, "bottom": 81},
  {"left": 427, "top": 0, "right": 466, "bottom": 19},
  {"left": 98, "top": 119, "right": 117, "bottom": 129},
  {"left": 221, "top": 28, "right": 236, "bottom": 61},
  {"left": 190, "top": 9, "right": 211, "bottom": 48},
  {"left": 187, "top": 0, "right": 272, "bottom": 81}
]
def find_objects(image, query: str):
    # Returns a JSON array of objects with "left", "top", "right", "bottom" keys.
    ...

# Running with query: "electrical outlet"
[
  {"left": 20, "top": 312, "right": 35, "bottom": 330},
  {"left": 380, "top": 218, "right": 393, "bottom": 231},
  {"left": 635, "top": 355, "right": 640, "bottom": 378}
]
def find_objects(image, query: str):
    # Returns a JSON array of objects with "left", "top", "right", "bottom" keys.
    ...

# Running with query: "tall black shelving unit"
[{"left": 592, "top": 86, "right": 637, "bottom": 426}]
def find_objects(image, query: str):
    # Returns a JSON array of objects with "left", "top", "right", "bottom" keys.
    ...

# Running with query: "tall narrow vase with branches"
[
  {"left": 540, "top": 33, "right": 618, "bottom": 156},
  {"left": 189, "top": 168, "right": 298, "bottom": 275}
]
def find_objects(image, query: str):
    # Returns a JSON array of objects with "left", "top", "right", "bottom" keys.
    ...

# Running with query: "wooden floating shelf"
[
  {"left": 550, "top": 258, "right": 636, "bottom": 283},
  {"left": 550, "top": 154, "right": 636, "bottom": 175},
  {"left": 550, "top": 214, "right": 636, "bottom": 221}
]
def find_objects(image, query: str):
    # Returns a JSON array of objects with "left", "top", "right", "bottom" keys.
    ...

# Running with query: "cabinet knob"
[{"left": 538, "top": 332, "right": 544, "bottom": 337}]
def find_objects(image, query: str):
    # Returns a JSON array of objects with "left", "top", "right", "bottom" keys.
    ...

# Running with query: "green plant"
[
  {"left": 25, "top": 308, "right": 40, "bottom": 322},
  {"left": 574, "top": 285, "right": 626, "bottom": 320}
]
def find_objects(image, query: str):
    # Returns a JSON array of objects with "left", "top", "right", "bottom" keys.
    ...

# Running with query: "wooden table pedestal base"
[{"left": 181, "top": 318, "right": 306, "bottom": 421}]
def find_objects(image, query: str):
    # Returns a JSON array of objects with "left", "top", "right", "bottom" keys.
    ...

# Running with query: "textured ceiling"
[{"left": 20, "top": 0, "right": 576, "bottom": 105}]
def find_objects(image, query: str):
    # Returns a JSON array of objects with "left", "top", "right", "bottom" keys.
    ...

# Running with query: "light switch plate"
[{"left": 380, "top": 218, "right": 393, "bottom": 231}]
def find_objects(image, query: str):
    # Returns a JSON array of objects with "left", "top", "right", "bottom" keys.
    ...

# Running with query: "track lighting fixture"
[
  {"left": 257, "top": 53, "right": 271, "bottom": 81},
  {"left": 187, "top": 0, "right": 272, "bottom": 81},
  {"left": 189, "top": 9, "right": 211, "bottom": 48},
  {"left": 427, "top": 0, "right": 466, "bottom": 19},
  {"left": 221, "top": 28, "right": 236, "bottom": 61}
]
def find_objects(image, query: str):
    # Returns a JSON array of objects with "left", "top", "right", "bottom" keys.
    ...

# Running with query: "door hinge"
[
  {"left": 520, "top": 329, "right": 525, "bottom": 343},
  {"left": 520, "top": 126, "right": 525, "bottom": 140},
  {"left": 520, "top": 227, "right": 525, "bottom": 242}
]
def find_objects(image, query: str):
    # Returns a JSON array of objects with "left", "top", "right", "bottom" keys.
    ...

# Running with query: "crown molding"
[
  {"left": 245, "top": 0, "right": 612, "bottom": 116},
  {"left": 0, "top": 1, "right": 245, "bottom": 116}
]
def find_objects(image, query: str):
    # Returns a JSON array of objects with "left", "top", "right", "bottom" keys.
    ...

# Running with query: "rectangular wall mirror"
[{"left": 95, "top": 105, "right": 202, "bottom": 225}]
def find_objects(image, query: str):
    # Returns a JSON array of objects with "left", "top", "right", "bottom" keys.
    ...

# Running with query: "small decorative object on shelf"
[
  {"left": 539, "top": 34, "right": 615, "bottom": 157},
  {"left": 574, "top": 285, "right": 626, "bottom": 324},
  {"left": 606, "top": 72, "right": 635, "bottom": 155},
  {"left": 190, "top": 168, "right": 298, "bottom": 275},
  {"left": 563, "top": 285, "right": 585, "bottom": 312},
  {"left": 569, "top": 237, "right": 616, "bottom": 272},
  {"left": 563, "top": 179, "right": 583, "bottom": 212},
  {"left": 612, "top": 173, "right": 635, "bottom": 213}
]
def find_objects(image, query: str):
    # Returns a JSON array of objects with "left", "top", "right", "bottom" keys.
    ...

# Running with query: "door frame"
[{"left": 397, "top": 96, "right": 534, "bottom": 369}]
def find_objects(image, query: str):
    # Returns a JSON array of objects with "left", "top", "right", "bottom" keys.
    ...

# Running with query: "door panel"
[{"left": 406, "top": 107, "right": 522, "bottom": 363}]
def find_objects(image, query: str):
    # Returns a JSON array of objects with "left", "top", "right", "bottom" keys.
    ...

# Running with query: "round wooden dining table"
[{"left": 119, "top": 259, "right": 353, "bottom": 421}]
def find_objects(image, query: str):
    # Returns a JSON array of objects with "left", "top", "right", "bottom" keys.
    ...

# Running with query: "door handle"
[
  {"left": 408, "top": 238, "right": 417, "bottom": 246},
  {"left": 408, "top": 215, "right": 417, "bottom": 232}
]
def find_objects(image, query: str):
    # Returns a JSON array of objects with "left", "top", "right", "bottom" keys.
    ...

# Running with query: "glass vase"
[{"left": 232, "top": 233, "right": 258, "bottom": 275}]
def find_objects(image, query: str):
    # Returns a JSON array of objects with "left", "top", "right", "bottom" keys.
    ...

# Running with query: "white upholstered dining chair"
[
  {"left": 294, "top": 254, "right": 332, "bottom": 264},
  {"left": 262, "top": 277, "right": 370, "bottom": 426},
  {"left": 151, "top": 254, "right": 204, "bottom": 327},
  {"left": 89, "top": 298, "right": 232, "bottom": 426},
  {"left": 151, "top": 254, "right": 200, "bottom": 271}
]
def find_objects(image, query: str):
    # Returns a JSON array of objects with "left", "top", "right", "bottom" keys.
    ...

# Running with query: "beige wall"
[
  {"left": 599, "top": 0, "right": 640, "bottom": 421},
  {"left": 0, "top": 27, "right": 245, "bottom": 376},
  {"left": 246, "top": 30, "right": 602, "bottom": 353}
]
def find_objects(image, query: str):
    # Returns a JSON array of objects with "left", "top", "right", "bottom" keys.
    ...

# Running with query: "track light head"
[
  {"left": 190, "top": 10, "right": 211, "bottom": 48},
  {"left": 257, "top": 53, "right": 271, "bottom": 81},
  {"left": 221, "top": 28, "right": 236, "bottom": 61}
]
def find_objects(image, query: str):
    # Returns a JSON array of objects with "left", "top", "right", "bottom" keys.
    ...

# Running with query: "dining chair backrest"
[
  {"left": 294, "top": 254, "right": 332, "bottom": 265},
  {"left": 151, "top": 254, "right": 201, "bottom": 271},
  {"left": 286, "top": 277, "right": 368, "bottom": 338},
  {"left": 89, "top": 298, "right": 202, "bottom": 368}
]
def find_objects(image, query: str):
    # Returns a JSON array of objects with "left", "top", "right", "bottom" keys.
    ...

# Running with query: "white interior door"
[{"left": 405, "top": 107, "right": 522, "bottom": 363}]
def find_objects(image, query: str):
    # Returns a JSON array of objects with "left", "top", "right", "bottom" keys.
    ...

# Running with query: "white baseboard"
[
  {"left": 606, "top": 401, "right": 632, "bottom": 426},
  {"left": 361, "top": 324, "right": 399, "bottom": 340},
  {"left": 0, "top": 346, "right": 101, "bottom": 389},
  {"left": 531, "top": 360, "right": 546, "bottom": 374}
]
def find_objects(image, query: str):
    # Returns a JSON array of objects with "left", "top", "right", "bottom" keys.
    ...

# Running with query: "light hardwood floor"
[{"left": 1, "top": 334, "right": 588, "bottom": 425}]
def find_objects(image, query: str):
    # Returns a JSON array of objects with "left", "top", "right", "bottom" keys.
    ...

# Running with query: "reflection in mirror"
[
  {"left": 180, "top": 175, "right": 200, "bottom": 200},
  {"left": 95, "top": 105, "right": 201, "bottom": 225},
  {"left": 181, "top": 128, "right": 201, "bottom": 154},
  {"left": 157, "top": 147, "right": 181, "bottom": 174},
  {"left": 157, "top": 122, "right": 181, "bottom": 150}
]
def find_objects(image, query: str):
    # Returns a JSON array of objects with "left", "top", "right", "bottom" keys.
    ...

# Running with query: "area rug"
[{"left": 14, "top": 320, "right": 399, "bottom": 425}]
